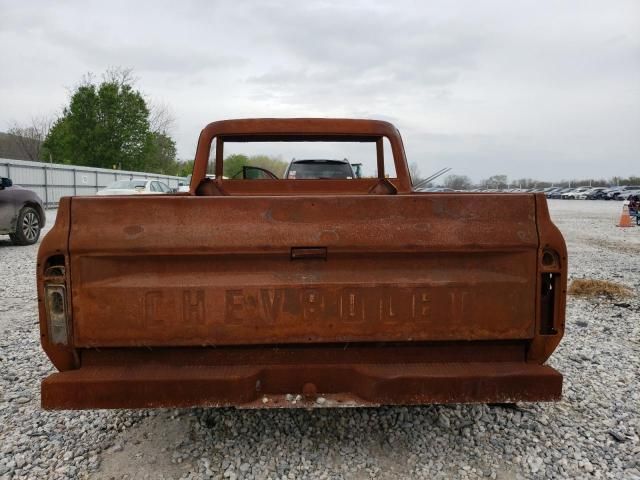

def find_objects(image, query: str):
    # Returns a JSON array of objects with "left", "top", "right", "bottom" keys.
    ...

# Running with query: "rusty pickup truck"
[{"left": 38, "top": 118, "right": 567, "bottom": 409}]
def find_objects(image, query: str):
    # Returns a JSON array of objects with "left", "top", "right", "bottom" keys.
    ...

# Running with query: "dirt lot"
[{"left": 0, "top": 199, "right": 638, "bottom": 480}]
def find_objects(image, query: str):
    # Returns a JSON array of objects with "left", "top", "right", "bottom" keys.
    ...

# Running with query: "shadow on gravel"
[
  {"left": 125, "top": 404, "right": 529, "bottom": 478},
  {"left": 91, "top": 403, "right": 532, "bottom": 479}
]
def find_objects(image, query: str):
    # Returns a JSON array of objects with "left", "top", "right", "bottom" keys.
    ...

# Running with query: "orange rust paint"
[{"left": 37, "top": 119, "right": 566, "bottom": 409}]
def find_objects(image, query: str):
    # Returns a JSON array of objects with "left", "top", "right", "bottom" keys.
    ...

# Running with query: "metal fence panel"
[
  {"left": 0, "top": 158, "right": 186, "bottom": 207},
  {"left": 49, "top": 168, "right": 74, "bottom": 186}
]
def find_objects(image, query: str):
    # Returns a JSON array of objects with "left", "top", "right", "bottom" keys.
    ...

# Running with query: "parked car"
[
  {"left": 605, "top": 188, "right": 624, "bottom": 200},
  {"left": 177, "top": 180, "right": 189, "bottom": 192},
  {"left": 612, "top": 186, "right": 640, "bottom": 201},
  {"left": 96, "top": 179, "right": 172, "bottom": 196},
  {"left": 562, "top": 187, "right": 591, "bottom": 199},
  {"left": 548, "top": 188, "right": 571, "bottom": 199},
  {"left": 622, "top": 188, "right": 640, "bottom": 201},
  {"left": 0, "top": 176, "right": 46, "bottom": 245},
  {"left": 582, "top": 187, "right": 608, "bottom": 200},
  {"left": 557, "top": 188, "right": 575, "bottom": 199},
  {"left": 602, "top": 186, "right": 640, "bottom": 201},
  {"left": 543, "top": 187, "right": 562, "bottom": 198},
  {"left": 417, "top": 187, "right": 454, "bottom": 192},
  {"left": 600, "top": 187, "right": 620, "bottom": 200},
  {"left": 284, "top": 159, "right": 356, "bottom": 179}
]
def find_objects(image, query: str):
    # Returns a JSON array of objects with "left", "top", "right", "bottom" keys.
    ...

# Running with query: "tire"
[{"left": 10, "top": 206, "right": 42, "bottom": 246}]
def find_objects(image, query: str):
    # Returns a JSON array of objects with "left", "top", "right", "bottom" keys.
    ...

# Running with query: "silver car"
[{"left": 97, "top": 179, "right": 172, "bottom": 196}]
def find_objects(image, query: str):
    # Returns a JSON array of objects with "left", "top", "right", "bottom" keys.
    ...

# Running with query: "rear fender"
[
  {"left": 528, "top": 194, "right": 567, "bottom": 363},
  {"left": 37, "top": 197, "right": 78, "bottom": 370}
]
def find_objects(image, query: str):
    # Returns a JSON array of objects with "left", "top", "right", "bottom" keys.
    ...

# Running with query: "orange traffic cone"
[{"left": 618, "top": 205, "right": 633, "bottom": 227}]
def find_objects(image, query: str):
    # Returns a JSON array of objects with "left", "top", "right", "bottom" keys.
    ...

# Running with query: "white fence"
[{"left": 0, "top": 158, "right": 186, "bottom": 207}]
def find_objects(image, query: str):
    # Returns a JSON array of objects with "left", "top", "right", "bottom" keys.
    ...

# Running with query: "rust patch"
[{"left": 123, "top": 225, "right": 144, "bottom": 238}]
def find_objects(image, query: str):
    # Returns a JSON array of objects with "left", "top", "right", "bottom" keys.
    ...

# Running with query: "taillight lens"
[{"left": 45, "top": 284, "right": 69, "bottom": 345}]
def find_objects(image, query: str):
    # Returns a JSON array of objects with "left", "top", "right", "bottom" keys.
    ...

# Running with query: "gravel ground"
[{"left": 0, "top": 199, "right": 638, "bottom": 480}]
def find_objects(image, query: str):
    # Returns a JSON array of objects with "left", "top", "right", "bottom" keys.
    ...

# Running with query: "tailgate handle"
[{"left": 291, "top": 247, "right": 327, "bottom": 260}]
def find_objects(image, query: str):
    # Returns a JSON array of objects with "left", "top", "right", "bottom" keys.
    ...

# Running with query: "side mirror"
[{"left": 0, "top": 177, "right": 13, "bottom": 189}]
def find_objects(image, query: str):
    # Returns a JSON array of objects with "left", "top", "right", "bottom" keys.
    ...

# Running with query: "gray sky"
[{"left": 1, "top": 0, "right": 638, "bottom": 181}]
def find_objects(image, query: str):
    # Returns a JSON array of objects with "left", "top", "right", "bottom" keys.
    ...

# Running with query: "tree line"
[
  {"left": 438, "top": 174, "right": 640, "bottom": 190},
  {"left": 4, "top": 69, "right": 635, "bottom": 185},
  {"left": 174, "top": 154, "right": 289, "bottom": 178}
]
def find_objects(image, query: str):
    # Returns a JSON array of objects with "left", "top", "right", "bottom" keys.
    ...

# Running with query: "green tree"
[
  {"left": 246, "top": 155, "right": 288, "bottom": 177},
  {"left": 176, "top": 159, "right": 194, "bottom": 177},
  {"left": 221, "top": 154, "right": 288, "bottom": 178},
  {"left": 41, "top": 117, "right": 70, "bottom": 163},
  {"left": 223, "top": 154, "right": 250, "bottom": 177},
  {"left": 43, "top": 69, "right": 177, "bottom": 173},
  {"left": 145, "top": 132, "right": 178, "bottom": 174}
]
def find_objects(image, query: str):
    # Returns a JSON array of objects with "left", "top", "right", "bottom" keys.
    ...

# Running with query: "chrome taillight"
[{"left": 45, "top": 284, "right": 69, "bottom": 345}]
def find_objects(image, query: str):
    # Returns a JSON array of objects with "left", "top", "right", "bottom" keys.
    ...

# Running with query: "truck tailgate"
[{"left": 68, "top": 194, "right": 538, "bottom": 347}]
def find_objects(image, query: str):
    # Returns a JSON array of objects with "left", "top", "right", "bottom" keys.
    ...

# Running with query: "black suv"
[
  {"left": 284, "top": 159, "right": 356, "bottom": 179},
  {"left": 0, "top": 177, "right": 46, "bottom": 245}
]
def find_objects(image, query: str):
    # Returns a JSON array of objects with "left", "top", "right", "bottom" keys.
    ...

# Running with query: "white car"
[
  {"left": 562, "top": 187, "right": 590, "bottom": 199},
  {"left": 177, "top": 174, "right": 226, "bottom": 192},
  {"left": 97, "top": 179, "right": 172, "bottom": 196}
]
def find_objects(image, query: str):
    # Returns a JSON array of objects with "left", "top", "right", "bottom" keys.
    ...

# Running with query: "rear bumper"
[{"left": 42, "top": 362, "right": 562, "bottom": 409}]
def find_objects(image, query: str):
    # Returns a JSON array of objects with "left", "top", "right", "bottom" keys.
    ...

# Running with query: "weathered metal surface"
[
  {"left": 192, "top": 118, "right": 412, "bottom": 194},
  {"left": 37, "top": 118, "right": 567, "bottom": 409},
  {"left": 43, "top": 363, "right": 562, "bottom": 409},
  {"left": 67, "top": 194, "right": 539, "bottom": 347},
  {"left": 42, "top": 347, "right": 562, "bottom": 409}
]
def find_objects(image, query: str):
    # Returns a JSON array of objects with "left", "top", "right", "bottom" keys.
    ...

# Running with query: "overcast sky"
[{"left": 1, "top": 0, "right": 638, "bottom": 181}]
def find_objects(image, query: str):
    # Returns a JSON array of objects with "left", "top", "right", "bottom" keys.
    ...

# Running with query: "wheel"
[{"left": 10, "top": 206, "right": 41, "bottom": 245}]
